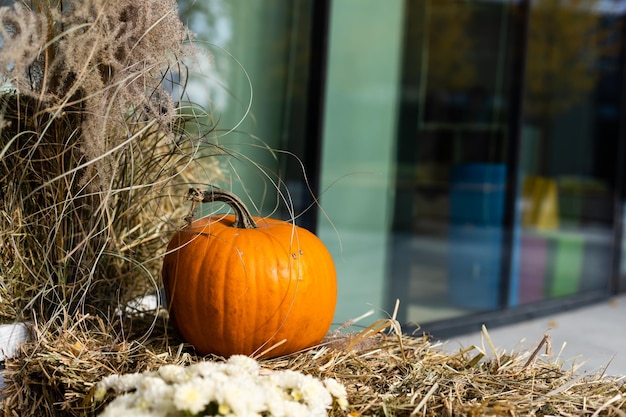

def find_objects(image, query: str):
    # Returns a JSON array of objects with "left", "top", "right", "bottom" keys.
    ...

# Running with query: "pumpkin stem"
[{"left": 187, "top": 187, "right": 257, "bottom": 229}]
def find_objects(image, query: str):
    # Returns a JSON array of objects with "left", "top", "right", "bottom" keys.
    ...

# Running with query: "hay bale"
[{"left": 2, "top": 315, "right": 625, "bottom": 416}]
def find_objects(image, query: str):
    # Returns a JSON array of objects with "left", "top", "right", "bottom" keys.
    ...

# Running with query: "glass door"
[
  {"left": 387, "top": 0, "right": 625, "bottom": 327},
  {"left": 516, "top": 0, "right": 623, "bottom": 305},
  {"left": 388, "top": 0, "right": 519, "bottom": 324}
]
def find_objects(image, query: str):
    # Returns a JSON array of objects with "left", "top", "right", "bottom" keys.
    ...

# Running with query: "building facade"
[{"left": 182, "top": 0, "right": 626, "bottom": 336}]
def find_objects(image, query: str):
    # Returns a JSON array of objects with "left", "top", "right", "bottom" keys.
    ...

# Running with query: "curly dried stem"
[{"left": 187, "top": 187, "right": 257, "bottom": 229}]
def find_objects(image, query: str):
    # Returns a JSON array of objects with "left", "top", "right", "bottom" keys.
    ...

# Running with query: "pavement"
[{"left": 441, "top": 294, "right": 626, "bottom": 376}]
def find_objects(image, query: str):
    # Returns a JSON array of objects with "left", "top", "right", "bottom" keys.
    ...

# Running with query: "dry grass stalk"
[
  {"left": 0, "top": 0, "right": 222, "bottom": 323},
  {"left": 0, "top": 0, "right": 222, "bottom": 412},
  {"left": 2, "top": 313, "right": 625, "bottom": 416}
]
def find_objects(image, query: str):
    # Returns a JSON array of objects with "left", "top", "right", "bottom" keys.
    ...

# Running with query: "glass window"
[
  {"left": 316, "top": 0, "right": 405, "bottom": 324},
  {"left": 320, "top": 0, "right": 625, "bottom": 329},
  {"left": 177, "top": 0, "right": 317, "bottom": 217},
  {"left": 517, "top": 0, "right": 623, "bottom": 304},
  {"left": 387, "top": 0, "right": 520, "bottom": 324},
  {"left": 181, "top": 0, "right": 626, "bottom": 332},
  {"left": 318, "top": 0, "right": 525, "bottom": 326}
]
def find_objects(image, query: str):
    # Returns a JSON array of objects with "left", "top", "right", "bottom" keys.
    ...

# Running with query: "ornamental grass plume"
[
  {"left": 0, "top": 0, "right": 221, "bottom": 333},
  {"left": 0, "top": 0, "right": 192, "bottom": 185}
]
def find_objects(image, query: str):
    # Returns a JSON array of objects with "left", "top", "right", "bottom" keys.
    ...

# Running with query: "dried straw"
[
  {"left": 2, "top": 311, "right": 625, "bottom": 416},
  {"left": 0, "top": 1, "right": 223, "bottom": 414}
]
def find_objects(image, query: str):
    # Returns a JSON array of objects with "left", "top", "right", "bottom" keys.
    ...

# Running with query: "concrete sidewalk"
[{"left": 443, "top": 294, "right": 626, "bottom": 376}]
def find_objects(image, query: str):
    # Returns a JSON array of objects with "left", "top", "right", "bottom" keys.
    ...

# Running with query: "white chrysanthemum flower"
[
  {"left": 262, "top": 384, "right": 289, "bottom": 417},
  {"left": 99, "top": 372, "right": 145, "bottom": 394},
  {"left": 97, "top": 394, "right": 133, "bottom": 417},
  {"left": 188, "top": 360, "right": 221, "bottom": 378},
  {"left": 98, "top": 393, "right": 167, "bottom": 417},
  {"left": 96, "top": 358, "right": 342, "bottom": 417},
  {"left": 324, "top": 378, "right": 349, "bottom": 409},
  {"left": 94, "top": 375, "right": 117, "bottom": 402},
  {"left": 157, "top": 364, "right": 189, "bottom": 384},
  {"left": 301, "top": 377, "right": 332, "bottom": 415},
  {"left": 214, "top": 375, "right": 265, "bottom": 416},
  {"left": 226, "top": 354, "right": 260, "bottom": 375},
  {"left": 268, "top": 370, "right": 304, "bottom": 392},
  {"left": 279, "top": 400, "right": 310, "bottom": 417},
  {"left": 139, "top": 376, "right": 173, "bottom": 403},
  {"left": 217, "top": 403, "right": 232, "bottom": 415},
  {"left": 173, "top": 379, "right": 212, "bottom": 414}
]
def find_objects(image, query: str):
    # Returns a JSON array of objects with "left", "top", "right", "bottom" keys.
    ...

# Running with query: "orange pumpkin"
[{"left": 162, "top": 188, "right": 337, "bottom": 358}]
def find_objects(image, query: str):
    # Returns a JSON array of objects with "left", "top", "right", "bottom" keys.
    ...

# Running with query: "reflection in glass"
[
  {"left": 178, "top": 0, "right": 626, "bottom": 330},
  {"left": 389, "top": 0, "right": 622, "bottom": 325},
  {"left": 177, "top": 0, "right": 316, "bottom": 217},
  {"left": 390, "top": 0, "right": 517, "bottom": 324},
  {"left": 518, "top": 0, "right": 622, "bottom": 303}
]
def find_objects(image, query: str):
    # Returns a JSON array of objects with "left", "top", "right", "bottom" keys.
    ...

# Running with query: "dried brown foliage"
[{"left": 0, "top": 0, "right": 221, "bottom": 331}]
